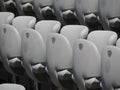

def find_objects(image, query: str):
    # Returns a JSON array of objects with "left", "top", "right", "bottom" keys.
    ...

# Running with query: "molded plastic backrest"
[
  {"left": 47, "top": 33, "right": 73, "bottom": 70},
  {"left": 47, "top": 33, "right": 73, "bottom": 88},
  {"left": 60, "top": 25, "right": 89, "bottom": 47},
  {"left": 22, "top": 29, "right": 46, "bottom": 65},
  {"left": 0, "top": 84, "right": 25, "bottom": 90},
  {"left": 35, "top": 20, "right": 61, "bottom": 43},
  {"left": 73, "top": 39, "right": 101, "bottom": 81},
  {"left": 0, "top": 24, "right": 21, "bottom": 58},
  {"left": 87, "top": 31, "right": 117, "bottom": 54},
  {"left": 12, "top": 16, "right": 36, "bottom": 35},
  {"left": 99, "top": 0, "right": 120, "bottom": 18},
  {"left": 0, "top": 12, "right": 14, "bottom": 25},
  {"left": 22, "top": 29, "right": 46, "bottom": 80},
  {"left": 0, "top": 24, "right": 21, "bottom": 74},
  {"left": 101, "top": 46, "right": 120, "bottom": 90},
  {"left": 33, "top": 0, "right": 53, "bottom": 8},
  {"left": 54, "top": 0, "right": 75, "bottom": 11},
  {"left": 76, "top": 0, "right": 98, "bottom": 14}
]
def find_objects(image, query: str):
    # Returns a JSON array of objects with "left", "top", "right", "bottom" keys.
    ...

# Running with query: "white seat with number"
[{"left": 101, "top": 38, "right": 120, "bottom": 90}]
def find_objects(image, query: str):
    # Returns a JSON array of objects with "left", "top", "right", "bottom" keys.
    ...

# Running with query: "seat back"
[
  {"left": 22, "top": 29, "right": 46, "bottom": 81},
  {"left": 61, "top": 25, "right": 89, "bottom": 47},
  {"left": 54, "top": 0, "right": 79, "bottom": 25},
  {"left": 99, "top": 0, "right": 120, "bottom": 30},
  {"left": 15, "top": 0, "right": 35, "bottom": 16},
  {"left": 101, "top": 46, "right": 120, "bottom": 90},
  {"left": 75, "top": 0, "right": 100, "bottom": 29},
  {"left": 76, "top": 0, "right": 98, "bottom": 14},
  {"left": 73, "top": 39, "right": 101, "bottom": 90},
  {"left": 87, "top": 31, "right": 118, "bottom": 53},
  {"left": 35, "top": 20, "right": 61, "bottom": 43},
  {"left": 73, "top": 31, "right": 118, "bottom": 90},
  {"left": 0, "top": 84, "right": 25, "bottom": 90},
  {"left": 0, "top": 24, "right": 21, "bottom": 74},
  {"left": 46, "top": 25, "right": 89, "bottom": 89},
  {"left": 0, "top": 12, "right": 14, "bottom": 25},
  {"left": 12, "top": 16, "right": 36, "bottom": 35},
  {"left": 33, "top": 0, "right": 56, "bottom": 20}
]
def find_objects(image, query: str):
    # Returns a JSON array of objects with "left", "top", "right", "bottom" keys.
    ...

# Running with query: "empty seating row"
[
  {"left": 0, "top": 0, "right": 120, "bottom": 33},
  {"left": 1, "top": 11, "right": 120, "bottom": 90}
]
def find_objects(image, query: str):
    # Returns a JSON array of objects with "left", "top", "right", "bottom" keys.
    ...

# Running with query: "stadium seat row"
[
  {"left": 0, "top": 12, "right": 120, "bottom": 90},
  {"left": 0, "top": 0, "right": 120, "bottom": 33}
]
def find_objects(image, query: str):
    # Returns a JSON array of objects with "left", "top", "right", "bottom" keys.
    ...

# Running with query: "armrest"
[
  {"left": 22, "top": 3, "right": 33, "bottom": 11},
  {"left": 32, "top": 63, "right": 46, "bottom": 73},
  {"left": 41, "top": 6, "right": 52, "bottom": 12},
  {"left": 109, "top": 18, "right": 120, "bottom": 27},
  {"left": 58, "top": 69, "right": 72, "bottom": 80},
  {"left": 85, "top": 78, "right": 101, "bottom": 89},
  {"left": 85, "top": 13, "right": 98, "bottom": 23},
  {"left": 9, "top": 57, "right": 21, "bottom": 67},
  {"left": 63, "top": 10, "right": 74, "bottom": 19}
]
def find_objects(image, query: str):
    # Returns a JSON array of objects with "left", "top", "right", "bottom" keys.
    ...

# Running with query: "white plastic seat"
[
  {"left": 0, "top": 83, "right": 25, "bottom": 90},
  {"left": 0, "top": 12, "right": 14, "bottom": 82},
  {"left": 0, "top": 24, "right": 22, "bottom": 76},
  {"left": 22, "top": 29, "right": 46, "bottom": 83},
  {"left": 33, "top": 0, "right": 56, "bottom": 20},
  {"left": 101, "top": 38, "right": 120, "bottom": 90},
  {"left": 101, "top": 46, "right": 120, "bottom": 90},
  {"left": 73, "top": 31, "right": 118, "bottom": 90},
  {"left": 0, "top": 12, "right": 14, "bottom": 25},
  {"left": 15, "top": 0, "right": 35, "bottom": 16},
  {"left": 54, "top": 0, "right": 79, "bottom": 25},
  {"left": 46, "top": 25, "right": 89, "bottom": 90},
  {"left": 0, "top": 12, "right": 14, "bottom": 63},
  {"left": 75, "top": 0, "right": 101, "bottom": 30},
  {"left": 99, "top": 0, "right": 120, "bottom": 33},
  {"left": 12, "top": 16, "right": 36, "bottom": 35}
]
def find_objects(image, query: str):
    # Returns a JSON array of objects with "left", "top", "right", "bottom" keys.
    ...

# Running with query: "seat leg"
[
  {"left": 34, "top": 81, "right": 38, "bottom": 90},
  {"left": 12, "top": 75, "right": 16, "bottom": 83}
]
